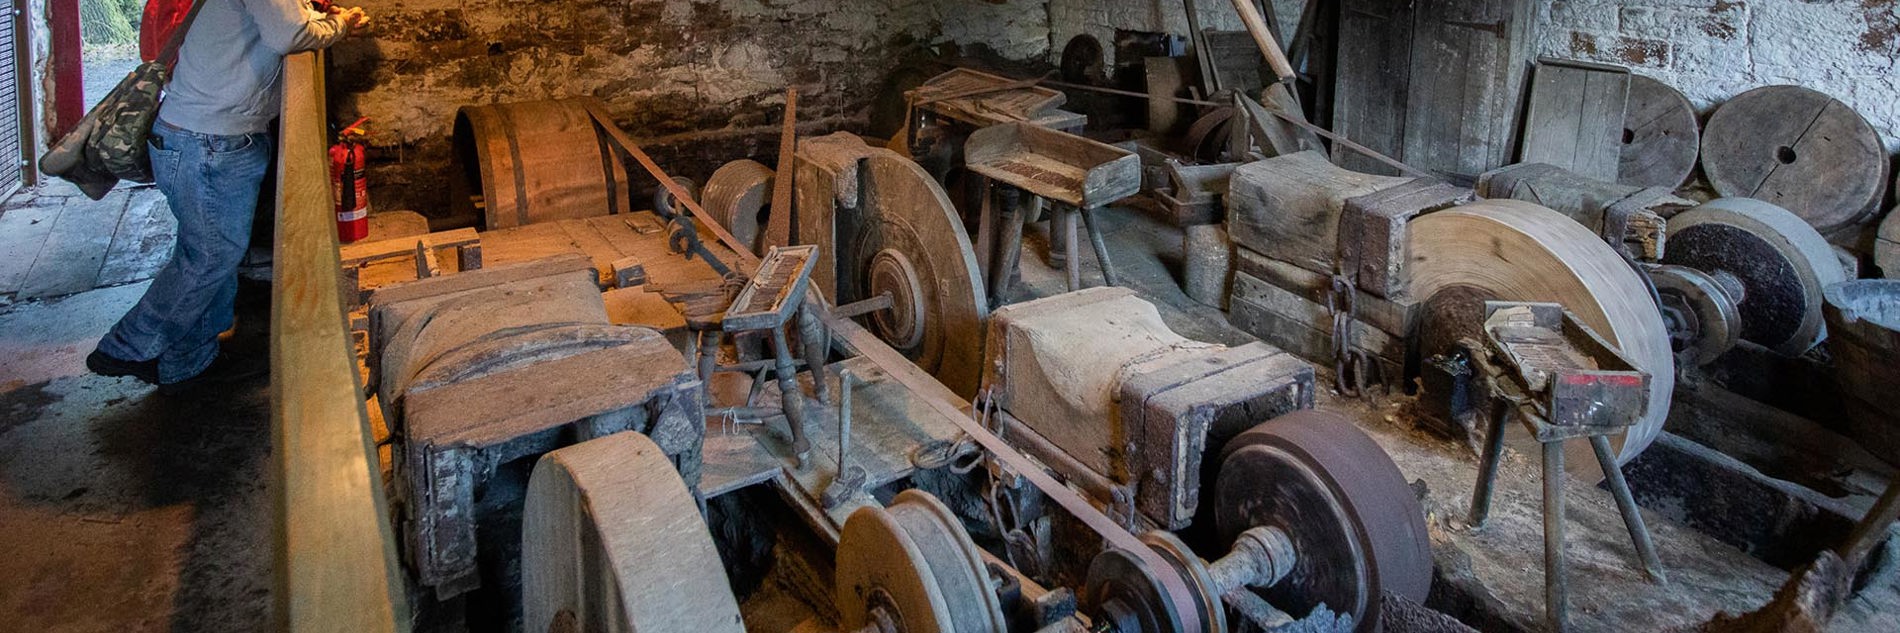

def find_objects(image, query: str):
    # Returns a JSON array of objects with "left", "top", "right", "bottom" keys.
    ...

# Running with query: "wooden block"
[
  {"left": 414, "top": 241, "right": 442, "bottom": 279},
  {"left": 1144, "top": 56, "right": 1191, "bottom": 136},
  {"left": 1338, "top": 179, "right": 1470, "bottom": 299},
  {"left": 1226, "top": 150, "right": 1409, "bottom": 274},
  {"left": 1519, "top": 58, "right": 1632, "bottom": 181},
  {"left": 338, "top": 227, "right": 479, "bottom": 267},
  {"left": 1228, "top": 270, "right": 1407, "bottom": 368},
  {"left": 611, "top": 256, "right": 647, "bottom": 288},
  {"left": 1233, "top": 248, "right": 1417, "bottom": 336}
]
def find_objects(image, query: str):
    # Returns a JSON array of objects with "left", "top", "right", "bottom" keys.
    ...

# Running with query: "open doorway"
[{"left": 79, "top": 0, "right": 140, "bottom": 112}]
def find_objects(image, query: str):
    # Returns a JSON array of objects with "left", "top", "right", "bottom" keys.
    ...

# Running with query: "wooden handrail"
[{"left": 270, "top": 51, "right": 410, "bottom": 632}]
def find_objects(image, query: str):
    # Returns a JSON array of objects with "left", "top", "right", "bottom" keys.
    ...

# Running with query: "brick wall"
[{"left": 1541, "top": 0, "right": 1900, "bottom": 153}]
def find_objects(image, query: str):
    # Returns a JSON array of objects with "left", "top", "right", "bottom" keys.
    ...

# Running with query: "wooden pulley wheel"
[
  {"left": 836, "top": 490, "right": 1007, "bottom": 633},
  {"left": 1701, "top": 85, "right": 1889, "bottom": 233},
  {"left": 1650, "top": 264, "right": 1742, "bottom": 366},
  {"left": 1214, "top": 411, "right": 1432, "bottom": 632},
  {"left": 839, "top": 152, "right": 989, "bottom": 397},
  {"left": 1662, "top": 197, "right": 1847, "bottom": 357},
  {"left": 1617, "top": 75, "right": 1699, "bottom": 189},
  {"left": 451, "top": 97, "right": 626, "bottom": 229},
  {"left": 1184, "top": 107, "right": 1236, "bottom": 163},
  {"left": 522, "top": 432, "right": 744, "bottom": 633},
  {"left": 701, "top": 159, "right": 775, "bottom": 255},
  {"left": 1407, "top": 200, "right": 1675, "bottom": 468}
]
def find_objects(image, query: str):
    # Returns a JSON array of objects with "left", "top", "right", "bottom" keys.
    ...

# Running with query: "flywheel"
[
  {"left": 1661, "top": 197, "right": 1847, "bottom": 357},
  {"left": 1407, "top": 199, "right": 1675, "bottom": 469},
  {"left": 1214, "top": 411, "right": 1432, "bottom": 631},
  {"left": 522, "top": 432, "right": 744, "bottom": 633},
  {"left": 837, "top": 151, "right": 989, "bottom": 397},
  {"left": 702, "top": 159, "right": 775, "bottom": 255},
  {"left": 835, "top": 490, "right": 1007, "bottom": 633}
]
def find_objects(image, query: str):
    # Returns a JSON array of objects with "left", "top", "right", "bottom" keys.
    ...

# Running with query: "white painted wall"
[{"left": 1540, "top": 0, "right": 1900, "bottom": 153}]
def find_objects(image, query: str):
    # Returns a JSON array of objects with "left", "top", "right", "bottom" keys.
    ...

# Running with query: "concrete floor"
[{"left": 0, "top": 189, "right": 272, "bottom": 632}]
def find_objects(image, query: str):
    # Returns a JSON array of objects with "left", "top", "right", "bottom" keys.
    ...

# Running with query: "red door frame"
[{"left": 49, "top": 0, "right": 81, "bottom": 139}]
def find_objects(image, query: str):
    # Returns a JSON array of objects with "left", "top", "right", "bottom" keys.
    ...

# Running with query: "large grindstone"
[
  {"left": 523, "top": 432, "right": 745, "bottom": 633},
  {"left": 835, "top": 490, "right": 1007, "bottom": 633},
  {"left": 1662, "top": 197, "right": 1847, "bottom": 357},
  {"left": 701, "top": 159, "right": 775, "bottom": 255},
  {"left": 1701, "top": 85, "right": 1889, "bottom": 233},
  {"left": 1406, "top": 200, "right": 1674, "bottom": 470},
  {"left": 1617, "top": 75, "right": 1699, "bottom": 189}
]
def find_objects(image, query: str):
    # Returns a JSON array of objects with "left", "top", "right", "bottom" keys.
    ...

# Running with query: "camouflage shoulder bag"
[{"left": 39, "top": 0, "right": 203, "bottom": 200}]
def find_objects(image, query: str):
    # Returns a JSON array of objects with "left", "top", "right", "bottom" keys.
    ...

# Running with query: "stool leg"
[
  {"left": 1543, "top": 441, "right": 1568, "bottom": 633},
  {"left": 991, "top": 195, "right": 1025, "bottom": 311},
  {"left": 1050, "top": 202, "right": 1071, "bottom": 267},
  {"left": 1079, "top": 206, "right": 1118, "bottom": 286},
  {"left": 797, "top": 304, "right": 832, "bottom": 406},
  {"left": 1061, "top": 206, "right": 1081, "bottom": 291},
  {"left": 1468, "top": 403, "right": 1512, "bottom": 527},
  {"left": 771, "top": 325, "right": 810, "bottom": 467},
  {"left": 1591, "top": 435, "right": 1667, "bottom": 585},
  {"left": 696, "top": 330, "right": 719, "bottom": 405}
]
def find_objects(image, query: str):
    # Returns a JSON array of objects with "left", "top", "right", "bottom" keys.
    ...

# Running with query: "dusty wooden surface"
[
  {"left": 1226, "top": 149, "right": 1409, "bottom": 274},
  {"left": 1701, "top": 85, "right": 1889, "bottom": 234},
  {"left": 965, "top": 122, "right": 1140, "bottom": 208},
  {"left": 269, "top": 51, "right": 409, "bottom": 633},
  {"left": 1518, "top": 59, "right": 1630, "bottom": 181},
  {"left": 1617, "top": 75, "right": 1700, "bottom": 189}
]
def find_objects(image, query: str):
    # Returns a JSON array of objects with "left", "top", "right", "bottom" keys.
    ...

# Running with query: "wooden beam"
[{"left": 270, "top": 51, "right": 409, "bottom": 633}]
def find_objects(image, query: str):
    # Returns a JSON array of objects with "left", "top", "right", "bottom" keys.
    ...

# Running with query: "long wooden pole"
[{"left": 1227, "top": 0, "right": 1298, "bottom": 83}]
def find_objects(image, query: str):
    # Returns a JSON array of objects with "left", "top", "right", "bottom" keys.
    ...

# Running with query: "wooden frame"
[{"left": 270, "top": 51, "right": 409, "bottom": 632}]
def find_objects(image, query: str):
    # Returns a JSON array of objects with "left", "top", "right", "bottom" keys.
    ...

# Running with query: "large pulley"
[
  {"left": 701, "top": 159, "right": 776, "bottom": 254},
  {"left": 521, "top": 432, "right": 744, "bottom": 633},
  {"left": 1407, "top": 200, "right": 1675, "bottom": 469},
  {"left": 1659, "top": 197, "right": 1847, "bottom": 358},
  {"left": 836, "top": 152, "right": 990, "bottom": 396},
  {"left": 1213, "top": 411, "right": 1432, "bottom": 631},
  {"left": 835, "top": 490, "right": 1008, "bottom": 633}
]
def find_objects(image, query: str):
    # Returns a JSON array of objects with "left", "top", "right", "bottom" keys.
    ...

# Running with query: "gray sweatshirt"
[{"left": 158, "top": 0, "right": 351, "bottom": 136}]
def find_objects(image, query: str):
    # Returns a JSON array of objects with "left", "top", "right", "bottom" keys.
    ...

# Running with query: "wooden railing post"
[{"left": 270, "top": 51, "right": 410, "bottom": 633}]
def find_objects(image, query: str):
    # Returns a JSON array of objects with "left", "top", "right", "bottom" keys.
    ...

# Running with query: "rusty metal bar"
[{"left": 270, "top": 51, "right": 410, "bottom": 633}]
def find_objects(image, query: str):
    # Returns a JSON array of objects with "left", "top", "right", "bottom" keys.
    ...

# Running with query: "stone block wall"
[
  {"left": 331, "top": 0, "right": 944, "bottom": 220},
  {"left": 1540, "top": 0, "right": 1900, "bottom": 153}
]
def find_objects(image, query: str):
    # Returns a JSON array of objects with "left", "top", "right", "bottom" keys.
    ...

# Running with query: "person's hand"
[{"left": 334, "top": 7, "right": 371, "bottom": 32}]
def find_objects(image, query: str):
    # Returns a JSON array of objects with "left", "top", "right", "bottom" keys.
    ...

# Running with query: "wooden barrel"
[
  {"left": 1823, "top": 280, "right": 1900, "bottom": 466},
  {"left": 451, "top": 97, "right": 628, "bottom": 229}
]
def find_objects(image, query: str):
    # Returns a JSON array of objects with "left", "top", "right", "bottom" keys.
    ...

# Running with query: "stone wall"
[
  {"left": 1540, "top": 0, "right": 1900, "bottom": 153},
  {"left": 332, "top": 0, "right": 944, "bottom": 221}
]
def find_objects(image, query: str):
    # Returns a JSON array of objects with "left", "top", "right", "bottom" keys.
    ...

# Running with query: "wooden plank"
[
  {"left": 96, "top": 190, "right": 175, "bottom": 287},
  {"left": 18, "top": 190, "right": 128, "bottom": 299},
  {"left": 1331, "top": 0, "right": 1414, "bottom": 175},
  {"left": 270, "top": 51, "right": 409, "bottom": 633},
  {"left": 762, "top": 88, "right": 797, "bottom": 250},
  {"left": 0, "top": 202, "right": 61, "bottom": 294},
  {"left": 1519, "top": 58, "right": 1631, "bottom": 180},
  {"left": 1398, "top": 0, "right": 1536, "bottom": 181},
  {"left": 337, "top": 228, "right": 478, "bottom": 267}
]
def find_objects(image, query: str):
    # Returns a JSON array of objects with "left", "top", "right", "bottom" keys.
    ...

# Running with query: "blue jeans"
[{"left": 98, "top": 120, "right": 274, "bottom": 383}]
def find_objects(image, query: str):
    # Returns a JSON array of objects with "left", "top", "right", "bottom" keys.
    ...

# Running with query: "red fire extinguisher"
[{"left": 331, "top": 117, "right": 371, "bottom": 243}]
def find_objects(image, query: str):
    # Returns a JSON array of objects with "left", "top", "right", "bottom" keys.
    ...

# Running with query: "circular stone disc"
[
  {"left": 1877, "top": 208, "right": 1900, "bottom": 279},
  {"left": 523, "top": 433, "right": 745, "bottom": 633},
  {"left": 1407, "top": 200, "right": 1675, "bottom": 469},
  {"left": 836, "top": 491, "right": 1005, "bottom": 633},
  {"left": 1214, "top": 411, "right": 1431, "bottom": 630},
  {"left": 841, "top": 152, "right": 989, "bottom": 397},
  {"left": 702, "top": 159, "right": 775, "bottom": 255},
  {"left": 1701, "top": 85, "right": 1889, "bottom": 233},
  {"left": 1650, "top": 264, "right": 1742, "bottom": 366},
  {"left": 1617, "top": 75, "right": 1699, "bottom": 189},
  {"left": 1663, "top": 198, "right": 1848, "bottom": 356},
  {"left": 1139, "top": 531, "right": 1225, "bottom": 633}
]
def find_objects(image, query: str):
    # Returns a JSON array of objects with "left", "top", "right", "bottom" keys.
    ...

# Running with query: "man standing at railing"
[{"left": 85, "top": 1, "right": 372, "bottom": 394}]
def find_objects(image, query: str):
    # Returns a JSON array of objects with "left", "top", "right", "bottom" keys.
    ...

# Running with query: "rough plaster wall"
[
  {"left": 330, "top": 0, "right": 941, "bottom": 218},
  {"left": 1541, "top": 0, "right": 1900, "bottom": 153},
  {"left": 934, "top": 0, "right": 1053, "bottom": 62}
]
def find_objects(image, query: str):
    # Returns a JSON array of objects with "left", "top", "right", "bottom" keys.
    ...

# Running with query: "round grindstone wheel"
[
  {"left": 1214, "top": 411, "right": 1432, "bottom": 631},
  {"left": 1407, "top": 199, "right": 1675, "bottom": 472},
  {"left": 835, "top": 490, "right": 1007, "bottom": 633},
  {"left": 1617, "top": 75, "right": 1700, "bottom": 189},
  {"left": 1701, "top": 85, "right": 1889, "bottom": 234},
  {"left": 522, "top": 432, "right": 745, "bottom": 633},
  {"left": 1662, "top": 197, "right": 1848, "bottom": 357},
  {"left": 701, "top": 159, "right": 775, "bottom": 255},
  {"left": 839, "top": 152, "right": 989, "bottom": 397}
]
